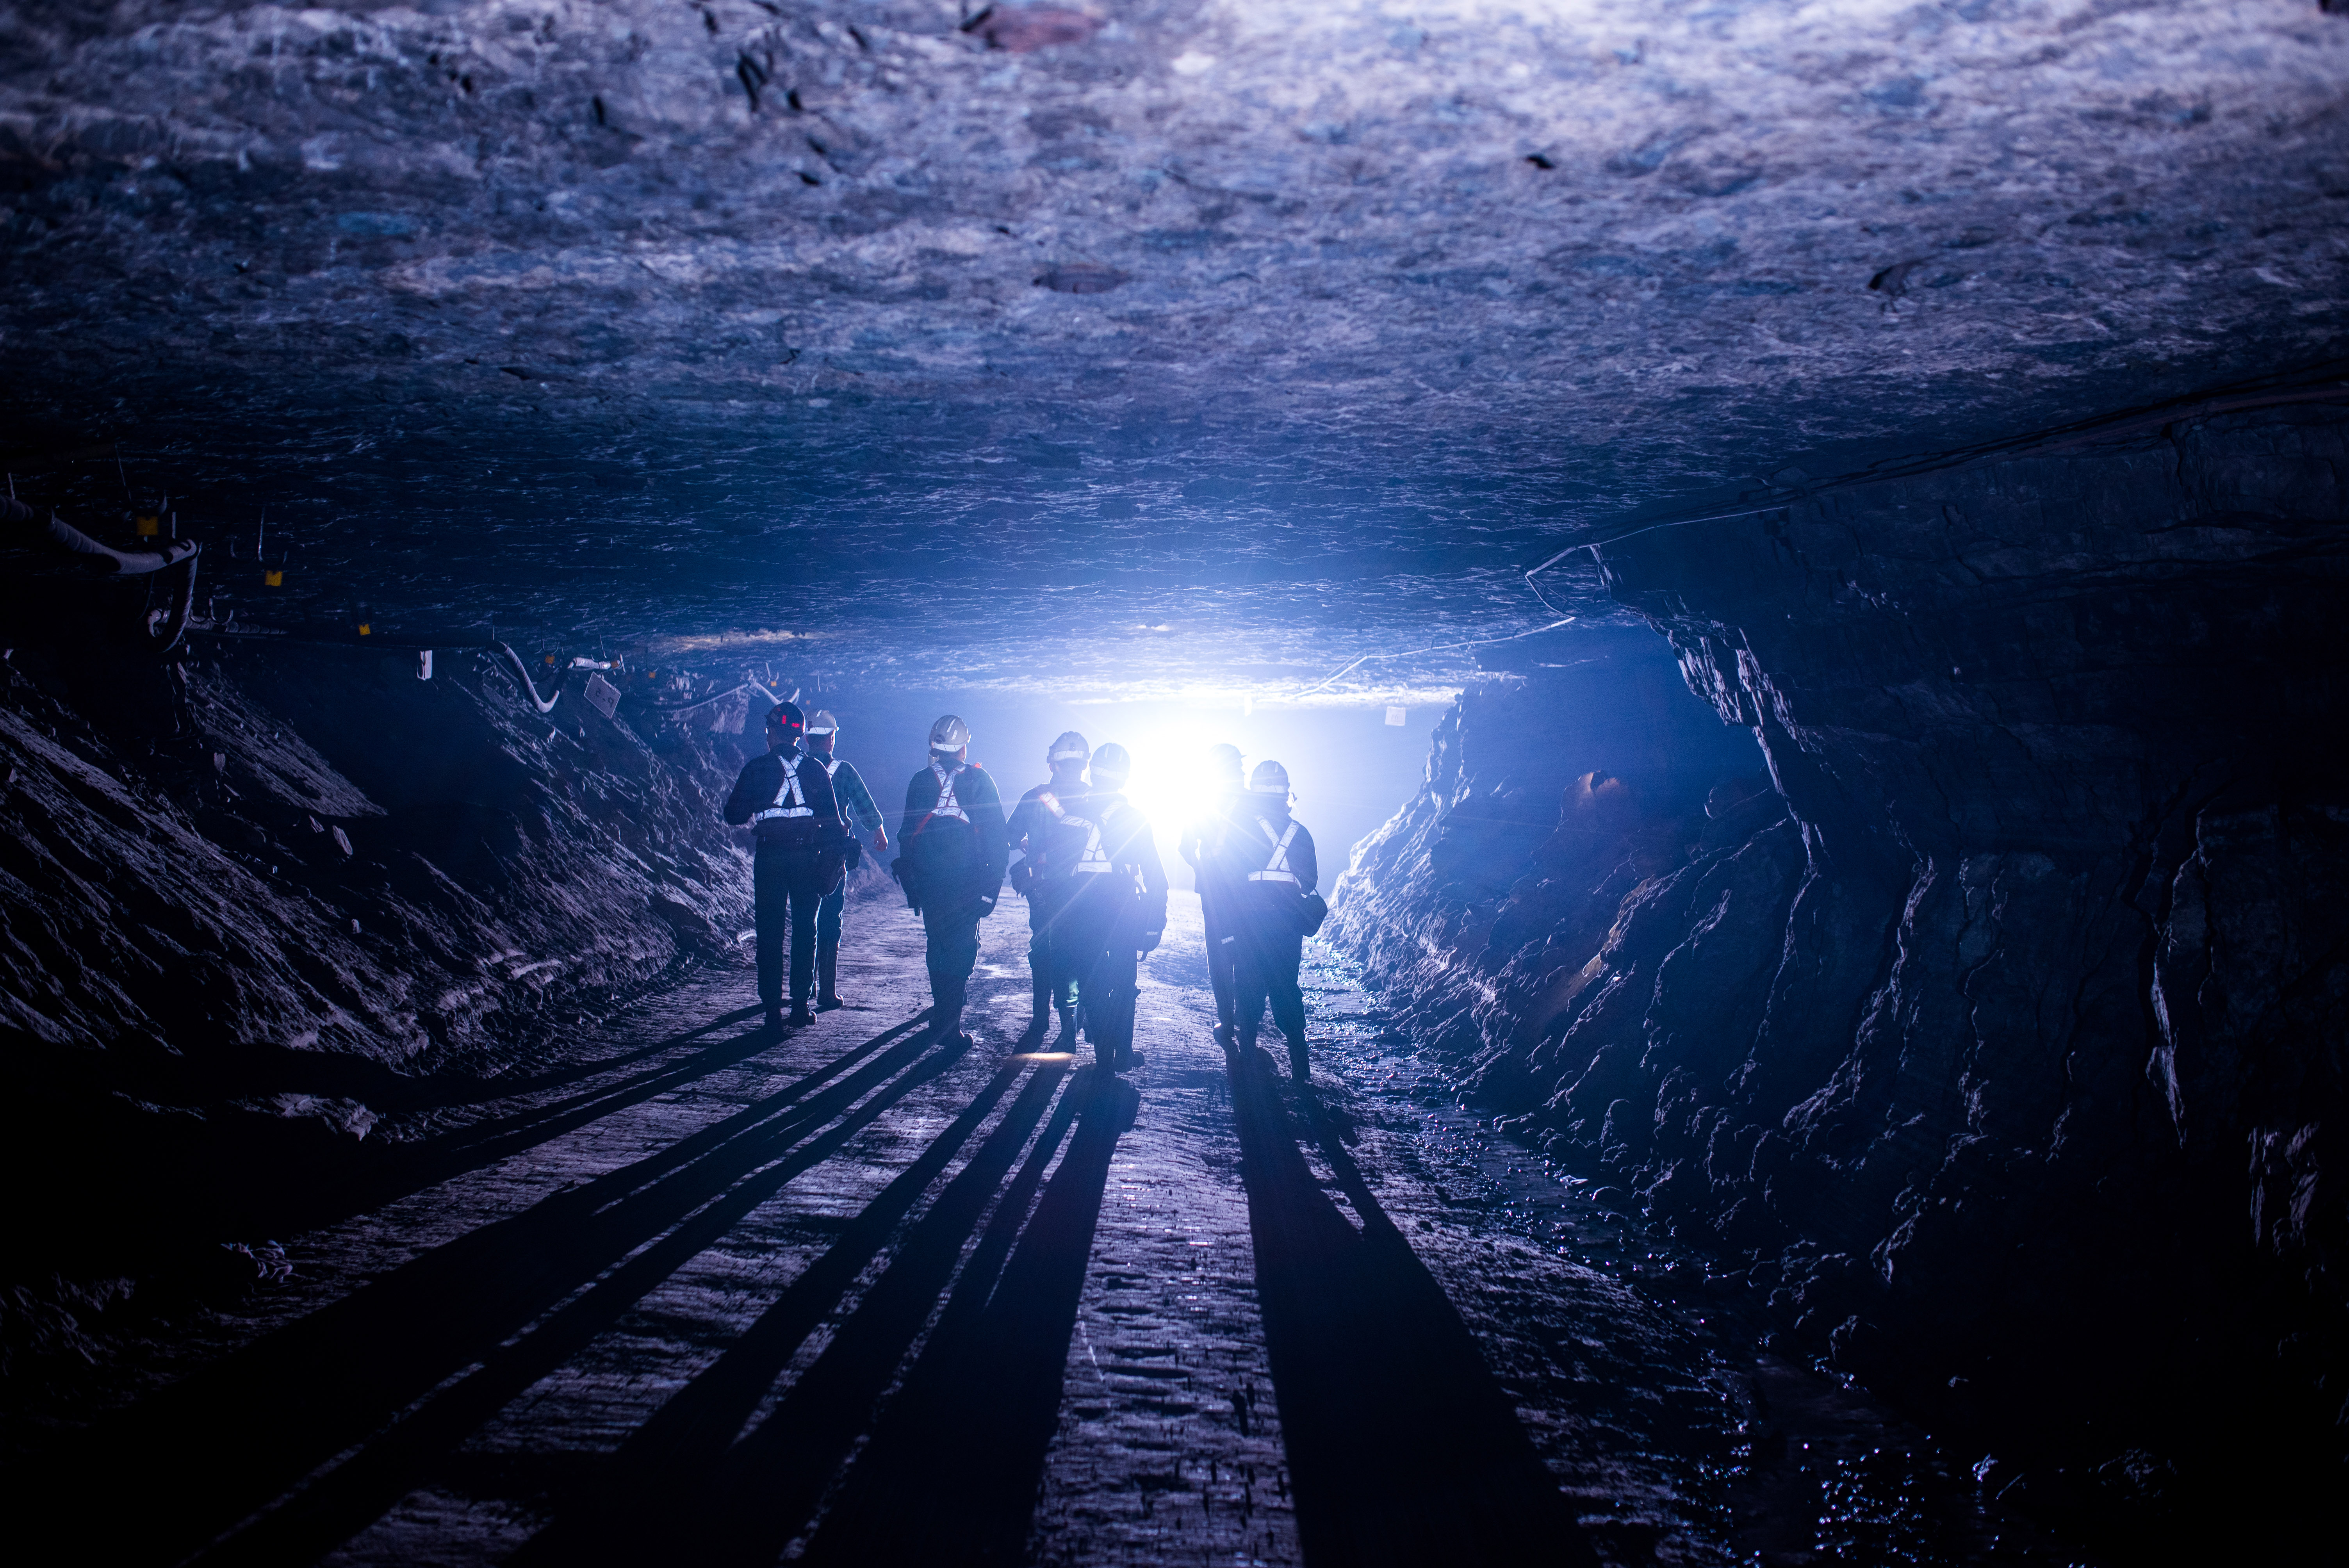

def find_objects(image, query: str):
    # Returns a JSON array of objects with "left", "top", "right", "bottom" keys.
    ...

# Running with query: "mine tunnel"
[{"left": 2, "top": 3, "right": 2345, "bottom": 1563}]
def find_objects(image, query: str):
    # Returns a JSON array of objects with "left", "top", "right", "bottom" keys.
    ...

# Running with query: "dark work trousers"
[
  {"left": 1049, "top": 885, "right": 1118, "bottom": 1032},
  {"left": 1083, "top": 939, "right": 1141, "bottom": 1064},
  {"left": 816, "top": 886, "right": 846, "bottom": 971},
  {"left": 1233, "top": 925, "right": 1307, "bottom": 1054},
  {"left": 754, "top": 845, "right": 827, "bottom": 1010},
  {"left": 1200, "top": 895, "right": 1237, "bottom": 1030},
  {"left": 1043, "top": 882, "right": 1104, "bottom": 1019},
  {"left": 1031, "top": 880, "right": 1080, "bottom": 1013},
  {"left": 921, "top": 895, "right": 985, "bottom": 1035}
]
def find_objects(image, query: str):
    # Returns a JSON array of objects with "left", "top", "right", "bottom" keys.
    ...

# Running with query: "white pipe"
[{"left": 492, "top": 642, "right": 562, "bottom": 714}]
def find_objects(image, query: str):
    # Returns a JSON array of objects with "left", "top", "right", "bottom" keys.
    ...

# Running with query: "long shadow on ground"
[
  {"left": 512, "top": 1063, "right": 1137, "bottom": 1568},
  {"left": 515, "top": 1055, "right": 1075, "bottom": 1564},
  {"left": 12, "top": 1007, "right": 799, "bottom": 1296},
  {"left": 43, "top": 1012, "right": 952, "bottom": 1567},
  {"left": 795, "top": 1069, "right": 1139, "bottom": 1567},
  {"left": 1225, "top": 1041, "right": 1598, "bottom": 1568}
]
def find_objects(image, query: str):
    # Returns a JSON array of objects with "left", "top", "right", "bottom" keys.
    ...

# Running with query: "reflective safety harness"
[
  {"left": 1038, "top": 791, "right": 1111, "bottom": 874},
  {"left": 1248, "top": 821, "right": 1302, "bottom": 884},
  {"left": 750, "top": 754, "right": 815, "bottom": 823},
  {"left": 921, "top": 759, "right": 970, "bottom": 826}
]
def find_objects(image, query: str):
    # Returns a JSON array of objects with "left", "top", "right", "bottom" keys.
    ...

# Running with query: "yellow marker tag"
[
  {"left": 357, "top": 623, "right": 371, "bottom": 636},
  {"left": 135, "top": 515, "right": 159, "bottom": 536},
  {"left": 264, "top": 570, "right": 284, "bottom": 587}
]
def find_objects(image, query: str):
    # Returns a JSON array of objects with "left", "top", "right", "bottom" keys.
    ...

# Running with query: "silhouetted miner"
[
  {"left": 723, "top": 701, "right": 848, "bottom": 1031},
  {"left": 1223, "top": 759, "right": 1322, "bottom": 1082},
  {"left": 893, "top": 714, "right": 1007, "bottom": 1045},
  {"left": 1176, "top": 741, "right": 1249, "bottom": 1046},
  {"left": 1066, "top": 742, "right": 1167, "bottom": 1074},
  {"left": 1005, "top": 731, "right": 1093, "bottom": 1048},
  {"left": 804, "top": 708, "right": 888, "bottom": 1010}
]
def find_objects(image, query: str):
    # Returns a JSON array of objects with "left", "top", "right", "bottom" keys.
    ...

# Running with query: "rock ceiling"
[{"left": 3, "top": 0, "right": 2344, "bottom": 696}]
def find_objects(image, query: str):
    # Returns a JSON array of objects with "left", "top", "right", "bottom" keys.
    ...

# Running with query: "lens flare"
[{"left": 1098, "top": 719, "right": 1235, "bottom": 840}]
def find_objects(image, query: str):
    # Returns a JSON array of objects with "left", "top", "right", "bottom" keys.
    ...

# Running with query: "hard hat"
[
  {"left": 1249, "top": 759, "right": 1290, "bottom": 796},
  {"left": 1091, "top": 742, "right": 1132, "bottom": 784},
  {"left": 929, "top": 714, "right": 972, "bottom": 753},
  {"left": 1047, "top": 731, "right": 1091, "bottom": 764},
  {"left": 767, "top": 700, "right": 807, "bottom": 734},
  {"left": 806, "top": 709, "right": 839, "bottom": 735},
  {"left": 1206, "top": 743, "right": 1244, "bottom": 781}
]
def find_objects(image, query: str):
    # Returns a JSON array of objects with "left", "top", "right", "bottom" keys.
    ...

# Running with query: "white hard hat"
[
  {"left": 807, "top": 709, "right": 839, "bottom": 735},
  {"left": 1048, "top": 731, "right": 1091, "bottom": 764},
  {"left": 929, "top": 713, "right": 972, "bottom": 753},
  {"left": 1249, "top": 759, "right": 1290, "bottom": 796},
  {"left": 1091, "top": 742, "right": 1132, "bottom": 782}
]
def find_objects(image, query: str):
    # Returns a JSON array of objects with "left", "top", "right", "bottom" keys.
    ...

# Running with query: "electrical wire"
[
  {"left": 646, "top": 681, "right": 775, "bottom": 715},
  {"left": 1299, "top": 615, "right": 1577, "bottom": 697}
]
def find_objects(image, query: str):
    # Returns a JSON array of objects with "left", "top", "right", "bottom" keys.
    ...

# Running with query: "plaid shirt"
[{"left": 820, "top": 755, "right": 885, "bottom": 836}]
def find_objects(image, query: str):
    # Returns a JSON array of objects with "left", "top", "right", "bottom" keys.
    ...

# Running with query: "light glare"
[{"left": 1098, "top": 718, "right": 1237, "bottom": 841}]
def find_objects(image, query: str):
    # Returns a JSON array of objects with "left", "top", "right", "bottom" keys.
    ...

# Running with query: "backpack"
[
  {"left": 900, "top": 761, "right": 981, "bottom": 897},
  {"left": 1238, "top": 813, "right": 1325, "bottom": 935}
]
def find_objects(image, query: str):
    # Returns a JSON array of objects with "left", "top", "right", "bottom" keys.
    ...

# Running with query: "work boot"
[
  {"left": 816, "top": 951, "right": 843, "bottom": 1011},
  {"left": 931, "top": 978, "right": 966, "bottom": 1042},
  {"left": 1212, "top": 1023, "right": 1237, "bottom": 1049},
  {"left": 1287, "top": 1037, "right": 1310, "bottom": 1083},
  {"left": 765, "top": 1005, "right": 786, "bottom": 1034},
  {"left": 1018, "top": 973, "right": 1050, "bottom": 1048},
  {"left": 790, "top": 998, "right": 815, "bottom": 1027},
  {"left": 1052, "top": 1003, "right": 1080, "bottom": 1052}
]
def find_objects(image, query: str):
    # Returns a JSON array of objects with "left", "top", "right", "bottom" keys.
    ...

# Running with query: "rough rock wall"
[
  {"left": 0, "top": 627, "right": 754, "bottom": 1302},
  {"left": 1331, "top": 402, "right": 2349, "bottom": 1517}
]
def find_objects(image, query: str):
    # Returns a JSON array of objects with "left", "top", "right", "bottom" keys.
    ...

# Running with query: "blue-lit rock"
[{"left": 1331, "top": 398, "right": 2349, "bottom": 1536}]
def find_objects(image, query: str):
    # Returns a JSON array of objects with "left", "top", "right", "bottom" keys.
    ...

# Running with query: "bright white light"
[{"left": 1096, "top": 718, "right": 1241, "bottom": 841}]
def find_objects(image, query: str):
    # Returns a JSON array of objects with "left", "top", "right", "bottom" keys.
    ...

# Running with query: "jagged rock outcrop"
[
  {"left": 0, "top": 626, "right": 759, "bottom": 1365},
  {"left": 1331, "top": 400, "right": 2349, "bottom": 1527}
]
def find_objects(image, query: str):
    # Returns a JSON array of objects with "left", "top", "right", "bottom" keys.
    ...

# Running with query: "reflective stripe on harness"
[
  {"left": 754, "top": 755, "right": 815, "bottom": 822},
  {"left": 925, "top": 760, "right": 970, "bottom": 825},
  {"left": 1248, "top": 821, "right": 1301, "bottom": 884},
  {"left": 1040, "top": 791, "right": 1110, "bottom": 874}
]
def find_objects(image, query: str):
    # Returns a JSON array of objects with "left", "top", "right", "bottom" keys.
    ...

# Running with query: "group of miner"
[{"left": 723, "top": 704, "right": 1324, "bottom": 1081}]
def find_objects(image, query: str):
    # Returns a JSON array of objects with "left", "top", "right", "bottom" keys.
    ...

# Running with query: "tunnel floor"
[{"left": 37, "top": 891, "right": 2051, "bottom": 1567}]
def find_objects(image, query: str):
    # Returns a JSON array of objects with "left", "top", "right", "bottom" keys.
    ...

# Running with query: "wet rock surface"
[{"left": 1330, "top": 399, "right": 2349, "bottom": 1554}]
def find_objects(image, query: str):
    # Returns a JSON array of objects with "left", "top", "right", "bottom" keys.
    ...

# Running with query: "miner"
[
  {"left": 724, "top": 700, "right": 849, "bottom": 1031},
  {"left": 1222, "top": 759, "right": 1322, "bottom": 1082},
  {"left": 893, "top": 714, "right": 1007, "bottom": 1045},
  {"left": 1005, "top": 731, "right": 1094, "bottom": 1047},
  {"left": 804, "top": 709, "right": 888, "bottom": 1010},
  {"left": 1176, "top": 742, "right": 1248, "bottom": 1046},
  {"left": 1065, "top": 741, "right": 1167, "bottom": 1074}
]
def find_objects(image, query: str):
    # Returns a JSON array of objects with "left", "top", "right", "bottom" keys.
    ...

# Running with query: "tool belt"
[{"left": 756, "top": 823, "right": 848, "bottom": 895}]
